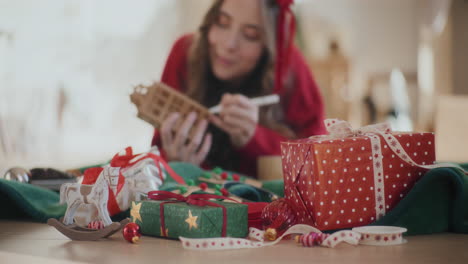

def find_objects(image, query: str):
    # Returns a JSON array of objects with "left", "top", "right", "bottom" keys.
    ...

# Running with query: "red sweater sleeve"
[
  {"left": 237, "top": 46, "right": 326, "bottom": 161},
  {"left": 151, "top": 34, "right": 193, "bottom": 148}
]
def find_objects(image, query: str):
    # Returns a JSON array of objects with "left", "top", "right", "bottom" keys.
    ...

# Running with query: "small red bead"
[
  {"left": 220, "top": 172, "right": 228, "bottom": 180},
  {"left": 199, "top": 182, "right": 208, "bottom": 190},
  {"left": 220, "top": 188, "right": 229, "bottom": 196},
  {"left": 232, "top": 174, "right": 240, "bottom": 181}
]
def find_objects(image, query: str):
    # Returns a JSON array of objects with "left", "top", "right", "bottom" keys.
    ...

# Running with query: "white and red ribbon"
[
  {"left": 324, "top": 119, "right": 466, "bottom": 172},
  {"left": 179, "top": 224, "right": 361, "bottom": 250}
]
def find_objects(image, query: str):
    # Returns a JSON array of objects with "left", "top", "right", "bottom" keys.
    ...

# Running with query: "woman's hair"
[{"left": 186, "top": 0, "right": 296, "bottom": 172}]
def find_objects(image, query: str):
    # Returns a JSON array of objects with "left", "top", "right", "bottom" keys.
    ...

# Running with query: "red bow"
[
  {"left": 148, "top": 190, "right": 236, "bottom": 237},
  {"left": 275, "top": 0, "right": 295, "bottom": 94}
]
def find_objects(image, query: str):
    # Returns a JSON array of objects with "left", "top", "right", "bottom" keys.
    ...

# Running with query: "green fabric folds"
[
  {"left": 0, "top": 178, "right": 66, "bottom": 221},
  {"left": 371, "top": 166, "right": 468, "bottom": 235}
]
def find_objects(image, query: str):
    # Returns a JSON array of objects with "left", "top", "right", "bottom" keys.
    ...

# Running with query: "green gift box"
[{"left": 130, "top": 198, "right": 248, "bottom": 239}]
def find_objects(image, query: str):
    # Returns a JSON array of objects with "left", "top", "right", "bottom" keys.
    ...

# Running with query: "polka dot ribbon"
[
  {"left": 321, "top": 118, "right": 467, "bottom": 219},
  {"left": 179, "top": 224, "right": 361, "bottom": 250},
  {"left": 323, "top": 119, "right": 467, "bottom": 172}
]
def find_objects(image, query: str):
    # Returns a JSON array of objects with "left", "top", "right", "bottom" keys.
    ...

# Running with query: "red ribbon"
[
  {"left": 148, "top": 191, "right": 236, "bottom": 237},
  {"left": 275, "top": 0, "right": 296, "bottom": 94}
]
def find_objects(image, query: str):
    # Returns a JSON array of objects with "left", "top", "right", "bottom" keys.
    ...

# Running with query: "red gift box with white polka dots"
[{"left": 280, "top": 132, "right": 435, "bottom": 231}]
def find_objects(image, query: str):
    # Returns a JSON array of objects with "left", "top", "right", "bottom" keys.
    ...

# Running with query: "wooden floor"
[{"left": 0, "top": 220, "right": 467, "bottom": 264}]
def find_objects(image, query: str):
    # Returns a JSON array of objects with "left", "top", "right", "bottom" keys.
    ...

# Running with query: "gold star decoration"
[
  {"left": 130, "top": 201, "right": 142, "bottom": 223},
  {"left": 185, "top": 210, "right": 198, "bottom": 230},
  {"left": 160, "top": 226, "right": 169, "bottom": 237}
]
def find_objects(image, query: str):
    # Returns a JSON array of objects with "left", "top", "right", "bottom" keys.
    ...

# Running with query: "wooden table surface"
[{"left": 0, "top": 221, "right": 467, "bottom": 264}]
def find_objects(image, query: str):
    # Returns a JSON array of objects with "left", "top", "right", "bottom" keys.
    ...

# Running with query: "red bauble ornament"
[
  {"left": 261, "top": 198, "right": 297, "bottom": 241},
  {"left": 199, "top": 182, "right": 208, "bottom": 190},
  {"left": 232, "top": 174, "right": 240, "bottom": 181},
  {"left": 123, "top": 222, "right": 141, "bottom": 243},
  {"left": 220, "top": 188, "right": 229, "bottom": 197},
  {"left": 220, "top": 172, "right": 228, "bottom": 180}
]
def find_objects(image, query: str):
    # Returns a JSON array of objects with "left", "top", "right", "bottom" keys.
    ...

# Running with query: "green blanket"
[
  {"left": 372, "top": 165, "right": 468, "bottom": 235},
  {"left": 1, "top": 163, "right": 467, "bottom": 235}
]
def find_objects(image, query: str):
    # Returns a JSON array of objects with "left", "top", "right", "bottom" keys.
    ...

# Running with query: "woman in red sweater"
[{"left": 152, "top": 0, "right": 326, "bottom": 177}]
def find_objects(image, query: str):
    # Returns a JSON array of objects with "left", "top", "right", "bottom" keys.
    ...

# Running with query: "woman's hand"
[
  {"left": 211, "top": 93, "right": 259, "bottom": 148},
  {"left": 160, "top": 112, "right": 212, "bottom": 165}
]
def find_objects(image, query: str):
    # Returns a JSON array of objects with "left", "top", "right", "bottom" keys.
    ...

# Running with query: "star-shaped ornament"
[
  {"left": 130, "top": 201, "right": 142, "bottom": 223},
  {"left": 160, "top": 226, "right": 169, "bottom": 237},
  {"left": 185, "top": 210, "right": 198, "bottom": 230}
]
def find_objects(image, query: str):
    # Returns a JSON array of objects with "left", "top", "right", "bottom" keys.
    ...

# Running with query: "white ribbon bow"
[{"left": 324, "top": 119, "right": 392, "bottom": 138}]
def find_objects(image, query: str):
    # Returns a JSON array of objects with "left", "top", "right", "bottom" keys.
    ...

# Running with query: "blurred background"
[{"left": 0, "top": 0, "right": 467, "bottom": 172}]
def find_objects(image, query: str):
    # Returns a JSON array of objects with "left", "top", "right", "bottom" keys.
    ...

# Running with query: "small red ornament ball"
[
  {"left": 232, "top": 174, "right": 240, "bottom": 181},
  {"left": 220, "top": 172, "right": 228, "bottom": 180},
  {"left": 123, "top": 222, "right": 141, "bottom": 243},
  {"left": 199, "top": 182, "right": 208, "bottom": 190},
  {"left": 220, "top": 188, "right": 229, "bottom": 196}
]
